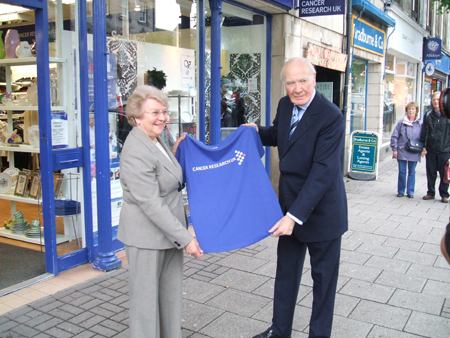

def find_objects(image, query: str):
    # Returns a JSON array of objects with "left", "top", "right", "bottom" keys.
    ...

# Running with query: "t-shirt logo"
[{"left": 235, "top": 150, "right": 246, "bottom": 165}]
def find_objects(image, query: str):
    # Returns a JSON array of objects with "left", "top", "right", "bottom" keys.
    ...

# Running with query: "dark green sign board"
[{"left": 349, "top": 132, "right": 379, "bottom": 180}]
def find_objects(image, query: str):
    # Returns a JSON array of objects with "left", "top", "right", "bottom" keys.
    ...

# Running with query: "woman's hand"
[
  {"left": 172, "top": 134, "right": 186, "bottom": 156},
  {"left": 185, "top": 238, "right": 204, "bottom": 258},
  {"left": 392, "top": 151, "right": 398, "bottom": 159},
  {"left": 244, "top": 123, "right": 258, "bottom": 132},
  {"left": 421, "top": 148, "right": 427, "bottom": 157}
]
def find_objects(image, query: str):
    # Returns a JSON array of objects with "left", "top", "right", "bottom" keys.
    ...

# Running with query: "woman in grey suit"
[{"left": 117, "top": 85, "right": 203, "bottom": 338}]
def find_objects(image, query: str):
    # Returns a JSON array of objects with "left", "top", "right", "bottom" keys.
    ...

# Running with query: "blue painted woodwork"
[{"left": 91, "top": 0, "right": 122, "bottom": 272}]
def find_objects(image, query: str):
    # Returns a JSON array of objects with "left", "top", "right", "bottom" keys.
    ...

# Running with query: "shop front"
[
  {"left": 383, "top": 9, "right": 425, "bottom": 147},
  {"left": 350, "top": 0, "right": 395, "bottom": 160},
  {"left": 0, "top": 0, "right": 288, "bottom": 291}
]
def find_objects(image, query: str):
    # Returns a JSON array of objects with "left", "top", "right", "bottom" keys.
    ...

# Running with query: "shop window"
[
  {"left": 396, "top": 63, "right": 406, "bottom": 75},
  {"left": 383, "top": 57, "right": 417, "bottom": 143},
  {"left": 204, "top": 2, "right": 267, "bottom": 144},
  {"left": 385, "top": 54, "right": 395, "bottom": 72},
  {"left": 138, "top": 2, "right": 147, "bottom": 23},
  {"left": 350, "top": 58, "right": 367, "bottom": 133}
]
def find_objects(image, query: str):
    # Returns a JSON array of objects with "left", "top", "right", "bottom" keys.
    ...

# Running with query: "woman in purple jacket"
[{"left": 390, "top": 102, "right": 423, "bottom": 198}]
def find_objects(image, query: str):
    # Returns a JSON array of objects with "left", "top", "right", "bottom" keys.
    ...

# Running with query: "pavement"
[{"left": 1, "top": 157, "right": 450, "bottom": 338}]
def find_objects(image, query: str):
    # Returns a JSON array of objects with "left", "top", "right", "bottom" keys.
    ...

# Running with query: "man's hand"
[
  {"left": 269, "top": 215, "right": 296, "bottom": 237},
  {"left": 392, "top": 151, "right": 398, "bottom": 159},
  {"left": 185, "top": 238, "right": 204, "bottom": 258},
  {"left": 244, "top": 123, "right": 259, "bottom": 132},
  {"left": 172, "top": 134, "right": 187, "bottom": 156}
]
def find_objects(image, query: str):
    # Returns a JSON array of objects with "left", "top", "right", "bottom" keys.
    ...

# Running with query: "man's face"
[
  {"left": 283, "top": 60, "right": 316, "bottom": 106},
  {"left": 432, "top": 95, "right": 440, "bottom": 112},
  {"left": 89, "top": 117, "right": 94, "bottom": 127}
]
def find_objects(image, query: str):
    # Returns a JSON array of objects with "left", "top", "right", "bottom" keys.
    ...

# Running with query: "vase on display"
[
  {"left": 0, "top": 31, "right": 6, "bottom": 59},
  {"left": 15, "top": 41, "right": 32, "bottom": 58},
  {"left": 4, "top": 29, "right": 20, "bottom": 59},
  {"left": 31, "top": 39, "right": 36, "bottom": 56}
]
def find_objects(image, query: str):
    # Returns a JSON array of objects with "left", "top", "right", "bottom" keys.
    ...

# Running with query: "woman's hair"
[
  {"left": 126, "top": 85, "right": 169, "bottom": 127},
  {"left": 405, "top": 101, "right": 419, "bottom": 117}
]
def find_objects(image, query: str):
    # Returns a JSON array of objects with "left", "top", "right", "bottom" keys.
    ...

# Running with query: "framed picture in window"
[
  {"left": 54, "top": 173, "right": 64, "bottom": 199},
  {"left": 14, "top": 171, "right": 29, "bottom": 197},
  {"left": 29, "top": 171, "right": 41, "bottom": 199}
]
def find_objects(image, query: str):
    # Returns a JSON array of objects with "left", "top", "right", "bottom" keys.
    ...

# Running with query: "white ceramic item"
[{"left": 15, "top": 41, "right": 32, "bottom": 58}]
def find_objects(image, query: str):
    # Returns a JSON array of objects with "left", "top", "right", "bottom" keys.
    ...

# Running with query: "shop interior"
[{"left": 0, "top": 0, "right": 267, "bottom": 291}]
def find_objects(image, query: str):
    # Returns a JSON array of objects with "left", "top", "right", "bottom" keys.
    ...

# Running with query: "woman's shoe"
[
  {"left": 397, "top": 193, "right": 404, "bottom": 197},
  {"left": 407, "top": 194, "right": 414, "bottom": 198}
]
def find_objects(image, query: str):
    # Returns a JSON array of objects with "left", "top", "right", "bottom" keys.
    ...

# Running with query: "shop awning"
[
  {"left": 352, "top": 0, "right": 396, "bottom": 28},
  {"left": 232, "top": 0, "right": 292, "bottom": 14}
]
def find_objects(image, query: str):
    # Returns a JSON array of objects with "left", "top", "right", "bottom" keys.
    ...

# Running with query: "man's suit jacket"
[
  {"left": 259, "top": 92, "right": 348, "bottom": 243},
  {"left": 117, "top": 127, "right": 193, "bottom": 250}
]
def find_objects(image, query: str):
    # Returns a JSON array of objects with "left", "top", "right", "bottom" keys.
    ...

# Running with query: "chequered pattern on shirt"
[{"left": 235, "top": 150, "right": 246, "bottom": 165}]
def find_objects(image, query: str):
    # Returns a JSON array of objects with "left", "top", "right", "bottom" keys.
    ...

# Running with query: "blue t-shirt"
[{"left": 176, "top": 126, "right": 283, "bottom": 253}]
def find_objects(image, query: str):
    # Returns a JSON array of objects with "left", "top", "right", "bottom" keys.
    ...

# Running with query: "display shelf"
[
  {"left": 0, "top": 57, "right": 67, "bottom": 66},
  {"left": 0, "top": 192, "right": 40, "bottom": 204},
  {"left": 0, "top": 105, "right": 65, "bottom": 112},
  {"left": 0, "top": 227, "right": 69, "bottom": 245},
  {"left": 0, "top": 145, "right": 39, "bottom": 153}
]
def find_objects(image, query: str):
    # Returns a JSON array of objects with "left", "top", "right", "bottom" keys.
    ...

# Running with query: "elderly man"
[
  {"left": 247, "top": 57, "right": 348, "bottom": 338},
  {"left": 421, "top": 91, "right": 450, "bottom": 203}
]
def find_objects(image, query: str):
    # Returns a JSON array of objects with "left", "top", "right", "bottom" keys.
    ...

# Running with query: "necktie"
[{"left": 289, "top": 106, "right": 302, "bottom": 139}]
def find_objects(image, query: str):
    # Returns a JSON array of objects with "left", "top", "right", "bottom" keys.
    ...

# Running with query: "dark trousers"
[
  {"left": 271, "top": 235, "right": 341, "bottom": 338},
  {"left": 425, "top": 151, "right": 450, "bottom": 198}
]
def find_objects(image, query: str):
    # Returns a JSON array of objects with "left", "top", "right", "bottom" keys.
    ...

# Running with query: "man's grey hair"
[{"left": 280, "top": 57, "right": 316, "bottom": 82}]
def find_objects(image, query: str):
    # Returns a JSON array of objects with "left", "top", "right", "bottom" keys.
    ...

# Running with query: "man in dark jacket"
[
  {"left": 248, "top": 57, "right": 347, "bottom": 338},
  {"left": 420, "top": 91, "right": 450, "bottom": 203},
  {"left": 232, "top": 90, "right": 246, "bottom": 127}
]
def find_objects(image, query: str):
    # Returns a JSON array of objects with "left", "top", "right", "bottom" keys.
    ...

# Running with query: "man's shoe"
[
  {"left": 407, "top": 194, "right": 414, "bottom": 198},
  {"left": 423, "top": 194, "right": 435, "bottom": 200},
  {"left": 252, "top": 328, "right": 290, "bottom": 338},
  {"left": 442, "top": 197, "right": 449, "bottom": 203},
  {"left": 397, "top": 193, "right": 404, "bottom": 197}
]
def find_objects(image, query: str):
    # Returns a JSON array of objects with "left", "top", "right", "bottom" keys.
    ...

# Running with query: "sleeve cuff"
[{"left": 287, "top": 212, "right": 303, "bottom": 225}]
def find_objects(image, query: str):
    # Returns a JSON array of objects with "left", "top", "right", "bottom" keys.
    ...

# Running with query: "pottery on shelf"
[
  {"left": 0, "top": 31, "right": 5, "bottom": 59},
  {"left": 16, "top": 41, "right": 32, "bottom": 58},
  {"left": 31, "top": 39, "right": 36, "bottom": 56},
  {"left": 4, "top": 29, "right": 20, "bottom": 59}
]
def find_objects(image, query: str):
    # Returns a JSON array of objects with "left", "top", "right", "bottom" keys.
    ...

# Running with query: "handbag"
[
  {"left": 405, "top": 139, "right": 423, "bottom": 153},
  {"left": 444, "top": 161, "right": 450, "bottom": 184}
]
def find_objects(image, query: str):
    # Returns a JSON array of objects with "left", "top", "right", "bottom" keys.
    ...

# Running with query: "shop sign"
[
  {"left": 424, "top": 38, "right": 441, "bottom": 60},
  {"left": 316, "top": 82, "right": 333, "bottom": 102},
  {"left": 387, "top": 11, "right": 422, "bottom": 62},
  {"left": 424, "top": 53, "right": 450, "bottom": 75},
  {"left": 297, "top": 0, "right": 345, "bottom": 17},
  {"left": 348, "top": 131, "right": 380, "bottom": 181},
  {"left": 306, "top": 43, "right": 348, "bottom": 72},
  {"left": 352, "top": 16, "right": 386, "bottom": 57},
  {"left": 51, "top": 112, "right": 69, "bottom": 149},
  {"left": 425, "top": 62, "right": 435, "bottom": 76}
]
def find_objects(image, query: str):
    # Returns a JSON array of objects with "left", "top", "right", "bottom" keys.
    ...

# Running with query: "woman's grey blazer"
[{"left": 117, "top": 127, "right": 193, "bottom": 250}]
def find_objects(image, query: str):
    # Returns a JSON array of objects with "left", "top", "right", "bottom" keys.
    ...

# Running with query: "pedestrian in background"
[
  {"left": 420, "top": 91, "right": 450, "bottom": 203},
  {"left": 117, "top": 85, "right": 203, "bottom": 338},
  {"left": 390, "top": 101, "right": 422, "bottom": 198}
]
